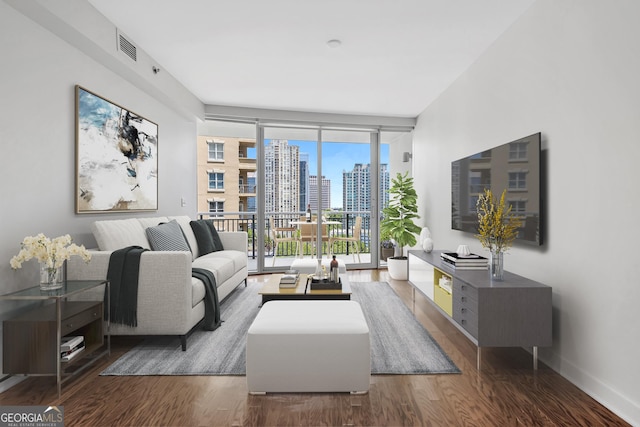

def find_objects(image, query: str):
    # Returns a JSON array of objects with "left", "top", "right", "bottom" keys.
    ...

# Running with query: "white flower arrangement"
[{"left": 10, "top": 233, "right": 91, "bottom": 271}]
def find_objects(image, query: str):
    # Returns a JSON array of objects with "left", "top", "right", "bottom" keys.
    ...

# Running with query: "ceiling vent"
[{"left": 116, "top": 29, "right": 137, "bottom": 62}]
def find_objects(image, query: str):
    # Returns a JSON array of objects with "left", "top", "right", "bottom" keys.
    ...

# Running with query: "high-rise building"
[
  {"left": 299, "top": 152, "right": 310, "bottom": 212},
  {"left": 264, "top": 139, "right": 300, "bottom": 214},
  {"left": 309, "top": 175, "right": 331, "bottom": 211},
  {"left": 379, "top": 163, "right": 390, "bottom": 210},
  {"left": 343, "top": 163, "right": 389, "bottom": 212}
]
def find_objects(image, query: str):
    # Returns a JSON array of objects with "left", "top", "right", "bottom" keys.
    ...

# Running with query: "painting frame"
[{"left": 75, "top": 85, "right": 158, "bottom": 214}]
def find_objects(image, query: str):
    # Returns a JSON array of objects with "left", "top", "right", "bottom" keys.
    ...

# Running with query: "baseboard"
[
  {"left": 0, "top": 374, "right": 25, "bottom": 394},
  {"left": 540, "top": 349, "right": 639, "bottom": 426}
]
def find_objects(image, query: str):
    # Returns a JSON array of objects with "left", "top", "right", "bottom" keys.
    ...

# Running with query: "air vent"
[{"left": 117, "top": 30, "right": 137, "bottom": 62}]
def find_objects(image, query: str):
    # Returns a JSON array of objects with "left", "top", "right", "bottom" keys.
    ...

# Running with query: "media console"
[{"left": 408, "top": 250, "right": 552, "bottom": 370}]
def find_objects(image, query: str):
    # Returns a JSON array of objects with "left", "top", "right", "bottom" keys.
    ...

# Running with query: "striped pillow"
[{"left": 145, "top": 220, "right": 191, "bottom": 252}]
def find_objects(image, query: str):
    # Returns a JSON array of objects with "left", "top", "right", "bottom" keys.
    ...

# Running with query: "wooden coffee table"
[{"left": 258, "top": 273, "right": 351, "bottom": 304}]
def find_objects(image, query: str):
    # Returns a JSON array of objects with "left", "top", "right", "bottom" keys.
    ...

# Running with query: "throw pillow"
[
  {"left": 190, "top": 219, "right": 225, "bottom": 255},
  {"left": 146, "top": 220, "right": 192, "bottom": 252},
  {"left": 190, "top": 220, "right": 216, "bottom": 256},
  {"left": 204, "top": 220, "right": 224, "bottom": 252}
]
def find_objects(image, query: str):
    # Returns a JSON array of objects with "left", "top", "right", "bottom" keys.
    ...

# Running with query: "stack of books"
[
  {"left": 440, "top": 252, "right": 488, "bottom": 270},
  {"left": 279, "top": 270, "right": 299, "bottom": 288},
  {"left": 61, "top": 335, "right": 85, "bottom": 362}
]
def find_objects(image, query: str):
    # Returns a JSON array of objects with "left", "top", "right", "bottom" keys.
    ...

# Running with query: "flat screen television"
[{"left": 451, "top": 132, "right": 542, "bottom": 245}]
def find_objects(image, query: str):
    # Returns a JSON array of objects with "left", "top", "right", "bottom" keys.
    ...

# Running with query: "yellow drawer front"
[{"left": 434, "top": 284, "right": 453, "bottom": 317}]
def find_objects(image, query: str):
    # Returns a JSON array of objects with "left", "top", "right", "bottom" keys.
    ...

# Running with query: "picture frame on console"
[{"left": 75, "top": 85, "right": 158, "bottom": 213}]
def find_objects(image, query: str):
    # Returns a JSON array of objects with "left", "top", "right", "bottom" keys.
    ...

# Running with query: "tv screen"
[{"left": 451, "top": 132, "right": 542, "bottom": 245}]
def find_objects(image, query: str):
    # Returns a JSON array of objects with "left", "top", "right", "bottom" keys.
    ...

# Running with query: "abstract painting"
[{"left": 75, "top": 86, "right": 158, "bottom": 213}]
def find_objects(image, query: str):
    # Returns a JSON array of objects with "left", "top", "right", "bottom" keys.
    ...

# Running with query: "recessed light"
[{"left": 327, "top": 39, "right": 342, "bottom": 48}]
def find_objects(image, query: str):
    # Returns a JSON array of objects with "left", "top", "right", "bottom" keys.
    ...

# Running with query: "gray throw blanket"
[
  {"left": 192, "top": 268, "right": 222, "bottom": 330},
  {"left": 106, "top": 246, "right": 147, "bottom": 327}
]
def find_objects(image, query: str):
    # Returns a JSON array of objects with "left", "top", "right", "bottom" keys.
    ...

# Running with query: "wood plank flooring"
[{"left": 0, "top": 270, "right": 630, "bottom": 426}]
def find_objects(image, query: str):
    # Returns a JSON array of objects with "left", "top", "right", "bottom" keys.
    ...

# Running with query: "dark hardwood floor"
[{"left": 0, "top": 270, "right": 630, "bottom": 426}]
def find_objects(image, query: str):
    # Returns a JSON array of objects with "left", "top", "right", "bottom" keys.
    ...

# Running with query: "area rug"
[{"left": 100, "top": 281, "right": 460, "bottom": 376}]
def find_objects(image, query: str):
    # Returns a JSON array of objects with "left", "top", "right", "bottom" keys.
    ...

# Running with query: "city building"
[
  {"left": 308, "top": 175, "right": 331, "bottom": 211},
  {"left": 196, "top": 136, "right": 256, "bottom": 219},
  {"left": 343, "top": 163, "right": 389, "bottom": 213},
  {"left": 265, "top": 140, "right": 300, "bottom": 214}
]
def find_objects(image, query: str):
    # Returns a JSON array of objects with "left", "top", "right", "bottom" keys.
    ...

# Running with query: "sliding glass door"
[
  {"left": 321, "top": 129, "right": 375, "bottom": 268},
  {"left": 260, "top": 127, "right": 318, "bottom": 271},
  {"left": 259, "top": 125, "right": 381, "bottom": 272}
]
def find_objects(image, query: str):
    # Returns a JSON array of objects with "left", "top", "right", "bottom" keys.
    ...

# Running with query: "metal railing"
[
  {"left": 238, "top": 184, "right": 256, "bottom": 193},
  {"left": 197, "top": 211, "right": 372, "bottom": 260}
]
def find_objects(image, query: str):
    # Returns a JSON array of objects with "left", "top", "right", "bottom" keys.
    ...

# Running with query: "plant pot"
[
  {"left": 380, "top": 246, "right": 394, "bottom": 261},
  {"left": 387, "top": 257, "right": 408, "bottom": 281}
]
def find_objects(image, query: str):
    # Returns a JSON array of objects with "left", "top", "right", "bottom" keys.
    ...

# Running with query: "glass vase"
[
  {"left": 489, "top": 250, "right": 504, "bottom": 281},
  {"left": 40, "top": 263, "right": 64, "bottom": 290}
]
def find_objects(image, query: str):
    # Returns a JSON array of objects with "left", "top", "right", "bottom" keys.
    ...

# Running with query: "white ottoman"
[
  {"left": 246, "top": 300, "right": 370, "bottom": 394},
  {"left": 290, "top": 258, "right": 347, "bottom": 274}
]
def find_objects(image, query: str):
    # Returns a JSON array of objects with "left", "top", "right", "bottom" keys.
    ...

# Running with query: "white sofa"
[{"left": 67, "top": 216, "right": 248, "bottom": 350}]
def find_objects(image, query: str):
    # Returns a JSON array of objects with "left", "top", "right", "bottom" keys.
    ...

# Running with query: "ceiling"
[{"left": 88, "top": 0, "right": 535, "bottom": 118}]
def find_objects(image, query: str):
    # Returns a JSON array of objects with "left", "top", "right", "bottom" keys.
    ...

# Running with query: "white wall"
[
  {"left": 0, "top": 1, "right": 199, "bottom": 294},
  {"left": 413, "top": 0, "right": 640, "bottom": 423}
]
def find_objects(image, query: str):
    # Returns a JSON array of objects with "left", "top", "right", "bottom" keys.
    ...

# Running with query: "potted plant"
[{"left": 380, "top": 172, "right": 421, "bottom": 280}]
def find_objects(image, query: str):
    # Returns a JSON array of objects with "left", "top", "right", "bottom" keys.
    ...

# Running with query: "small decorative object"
[
  {"left": 10, "top": 234, "right": 91, "bottom": 290},
  {"left": 330, "top": 255, "right": 339, "bottom": 283},
  {"left": 419, "top": 227, "right": 431, "bottom": 245},
  {"left": 306, "top": 204, "right": 312, "bottom": 222},
  {"left": 314, "top": 258, "right": 323, "bottom": 280},
  {"left": 419, "top": 227, "right": 434, "bottom": 253},
  {"left": 456, "top": 245, "right": 470, "bottom": 256},
  {"left": 476, "top": 188, "right": 521, "bottom": 280}
]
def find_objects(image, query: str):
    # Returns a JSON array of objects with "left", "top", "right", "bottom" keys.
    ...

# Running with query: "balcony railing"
[
  {"left": 197, "top": 211, "right": 372, "bottom": 261},
  {"left": 238, "top": 184, "right": 257, "bottom": 194}
]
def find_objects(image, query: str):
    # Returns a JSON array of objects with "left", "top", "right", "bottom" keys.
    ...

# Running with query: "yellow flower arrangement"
[
  {"left": 476, "top": 189, "right": 521, "bottom": 253},
  {"left": 10, "top": 233, "right": 91, "bottom": 271}
]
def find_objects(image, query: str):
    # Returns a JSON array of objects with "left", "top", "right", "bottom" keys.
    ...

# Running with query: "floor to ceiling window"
[
  {"left": 259, "top": 125, "right": 385, "bottom": 272},
  {"left": 198, "top": 117, "right": 411, "bottom": 274}
]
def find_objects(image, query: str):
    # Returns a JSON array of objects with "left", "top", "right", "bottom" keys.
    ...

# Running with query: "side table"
[{"left": 1, "top": 280, "right": 110, "bottom": 398}]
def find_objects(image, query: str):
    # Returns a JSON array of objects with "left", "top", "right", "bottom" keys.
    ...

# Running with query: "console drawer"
[{"left": 459, "top": 315, "right": 478, "bottom": 338}]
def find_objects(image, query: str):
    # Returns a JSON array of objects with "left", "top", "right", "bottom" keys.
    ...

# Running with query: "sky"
[{"left": 262, "top": 140, "right": 389, "bottom": 209}]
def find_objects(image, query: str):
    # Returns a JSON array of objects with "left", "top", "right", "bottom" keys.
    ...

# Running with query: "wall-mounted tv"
[{"left": 451, "top": 132, "right": 542, "bottom": 245}]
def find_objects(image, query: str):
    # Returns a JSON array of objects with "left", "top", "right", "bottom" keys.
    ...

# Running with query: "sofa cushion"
[
  {"left": 206, "top": 221, "right": 224, "bottom": 252},
  {"left": 190, "top": 220, "right": 224, "bottom": 255},
  {"left": 92, "top": 218, "right": 150, "bottom": 251},
  {"left": 190, "top": 221, "right": 215, "bottom": 255},
  {"left": 137, "top": 217, "right": 169, "bottom": 229},
  {"left": 192, "top": 253, "right": 236, "bottom": 286},
  {"left": 168, "top": 216, "right": 200, "bottom": 260},
  {"left": 206, "top": 249, "right": 248, "bottom": 273},
  {"left": 146, "top": 220, "right": 191, "bottom": 252}
]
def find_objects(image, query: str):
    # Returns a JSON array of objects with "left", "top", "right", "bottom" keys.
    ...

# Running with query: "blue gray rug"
[{"left": 100, "top": 281, "right": 460, "bottom": 376}]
